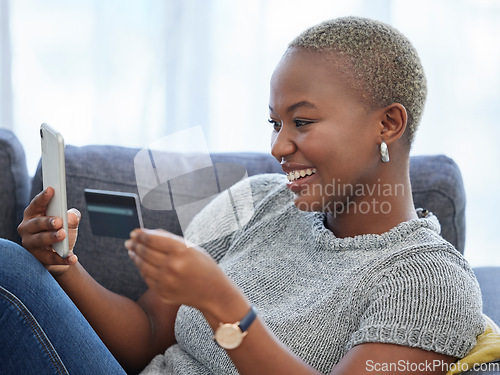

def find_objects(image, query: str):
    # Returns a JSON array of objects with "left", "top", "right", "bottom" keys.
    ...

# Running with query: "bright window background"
[{"left": 3, "top": 0, "right": 499, "bottom": 266}]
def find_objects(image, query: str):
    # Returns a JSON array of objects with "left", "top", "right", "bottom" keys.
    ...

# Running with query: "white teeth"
[{"left": 286, "top": 168, "right": 317, "bottom": 182}]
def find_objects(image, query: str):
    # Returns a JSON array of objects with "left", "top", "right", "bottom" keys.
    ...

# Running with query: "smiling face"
[{"left": 269, "top": 47, "right": 385, "bottom": 213}]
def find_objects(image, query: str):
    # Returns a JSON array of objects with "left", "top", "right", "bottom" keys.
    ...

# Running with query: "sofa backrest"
[
  {"left": 410, "top": 155, "right": 466, "bottom": 254},
  {"left": 0, "top": 129, "right": 30, "bottom": 243},
  {"left": 29, "top": 144, "right": 466, "bottom": 300}
]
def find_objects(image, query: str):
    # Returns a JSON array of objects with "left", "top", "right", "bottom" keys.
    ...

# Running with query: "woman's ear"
[{"left": 379, "top": 103, "right": 407, "bottom": 145}]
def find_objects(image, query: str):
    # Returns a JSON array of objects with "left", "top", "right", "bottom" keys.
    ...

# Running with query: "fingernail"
[
  {"left": 69, "top": 208, "right": 81, "bottom": 221},
  {"left": 128, "top": 250, "right": 135, "bottom": 259},
  {"left": 50, "top": 218, "right": 56, "bottom": 228},
  {"left": 130, "top": 231, "right": 137, "bottom": 239},
  {"left": 53, "top": 230, "right": 60, "bottom": 238},
  {"left": 124, "top": 240, "right": 131, "bottom": 249}
]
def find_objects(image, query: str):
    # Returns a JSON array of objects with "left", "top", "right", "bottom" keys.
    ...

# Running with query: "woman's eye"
[
  {"left": 268, "top": 119, "right": 281, "bottom": 132},
  {"left": 294, "top": 119, "right": 313, "bottom": 128}
]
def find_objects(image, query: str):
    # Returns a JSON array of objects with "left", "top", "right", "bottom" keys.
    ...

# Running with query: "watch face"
[{"left": 214, "top": 323, "right": 243, "bottom": 350}]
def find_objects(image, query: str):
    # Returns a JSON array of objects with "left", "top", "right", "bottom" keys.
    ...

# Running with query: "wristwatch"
[{"left": 213, "top": 306, "right": 257, "bottom": 350}]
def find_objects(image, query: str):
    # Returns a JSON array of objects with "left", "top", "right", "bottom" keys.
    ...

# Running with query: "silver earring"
[{"left": 380, "top": 140, "right": 389, "bottom": 163}]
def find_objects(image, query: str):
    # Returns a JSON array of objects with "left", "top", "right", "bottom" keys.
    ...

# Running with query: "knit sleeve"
[
  {"left": 183, "top": 173, "right": 286, "bottom": 262},
  {"left": 347, "top": 249, "right": 485, "bottom": 358}
]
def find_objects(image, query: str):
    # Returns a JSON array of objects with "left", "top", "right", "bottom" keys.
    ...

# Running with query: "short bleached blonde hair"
[{"left": 288, "top": 16, "right": 427, "bottom": 144}]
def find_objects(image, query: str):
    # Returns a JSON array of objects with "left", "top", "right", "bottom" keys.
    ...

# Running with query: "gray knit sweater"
[{"left": 141, "top": 174, "right": 484, "bottom": 375}]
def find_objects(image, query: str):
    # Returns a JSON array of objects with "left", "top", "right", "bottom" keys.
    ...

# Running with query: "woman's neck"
[{"left": 324, "top": 169, "right": 418, "bottom": 238}]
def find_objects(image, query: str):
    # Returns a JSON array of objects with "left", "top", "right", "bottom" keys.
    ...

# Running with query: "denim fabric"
[{"left": 0, "top": 239, "right": 126, "bottom": 375}]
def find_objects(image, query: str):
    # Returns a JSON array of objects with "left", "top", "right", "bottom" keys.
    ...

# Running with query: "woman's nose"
[{"left": 271, "top": 126, "right": 297, "bottom": 162}]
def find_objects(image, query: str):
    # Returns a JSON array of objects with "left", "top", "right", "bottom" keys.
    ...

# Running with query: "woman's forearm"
[
  {"left": 55, "top": 261, "right": 178, "bottom": 373},
  {"left": 202, "top": 288, "right": 320, "bottom": 375},
  {"left": 221, "top": 318, "right": 321, "bottom": 375},
  {"left": 126, "top": 228, "right": 320, "bottom": 374}
]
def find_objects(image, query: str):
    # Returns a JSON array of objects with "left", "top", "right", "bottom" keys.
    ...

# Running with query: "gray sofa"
[{"left": 1, "top": 128, "right": 499, "bottom": 373}]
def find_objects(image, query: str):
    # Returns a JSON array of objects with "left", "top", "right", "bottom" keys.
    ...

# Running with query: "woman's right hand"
[{"left": 17, "top": 187, "right": 80, "bottom": 277}]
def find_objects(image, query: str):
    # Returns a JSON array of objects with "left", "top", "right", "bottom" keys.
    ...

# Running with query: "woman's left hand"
[{"left": 125, "top": 228, "right": 238, "bottom": 314}]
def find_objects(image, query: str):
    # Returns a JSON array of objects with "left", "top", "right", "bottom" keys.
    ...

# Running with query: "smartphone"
[
  {"left": 40, "top": 123, "right": 69, "bottom": 258},
  {"left": 84, "top": 189, "right": 144, "bottom": 239}
]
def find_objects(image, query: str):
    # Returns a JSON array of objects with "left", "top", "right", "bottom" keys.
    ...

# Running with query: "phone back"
[{"left": 40, "top": 123, "right": 69, "bottom": 257}]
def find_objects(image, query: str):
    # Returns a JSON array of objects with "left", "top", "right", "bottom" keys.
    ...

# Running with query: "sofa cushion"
[
  {"left": 410, "top": 155, "right": 466, "bottom": 254},
  {"left": 473, "top": 267, "right": 500, "bottom": 326},
  {"left": 30, "top": 146, "right": 466, "bottom": 300},
  {"left": 0, "top": 129, "right": 30, "bottom": 243}
]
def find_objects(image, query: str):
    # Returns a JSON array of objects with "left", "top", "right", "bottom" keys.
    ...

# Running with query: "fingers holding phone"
[
  {"left": 17, "top": 188, "right": 79, "bottom": 275},
  {"left": 18, "top": 187, "right": 62, "bottom": 251}
]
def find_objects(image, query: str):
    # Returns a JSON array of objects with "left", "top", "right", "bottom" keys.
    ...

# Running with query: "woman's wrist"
[
  {"left": 51, "top": 258, "right": 80, "bottom": 284},
  {"left": 201, "top": 281, "right": 251, "bottom": 331}
]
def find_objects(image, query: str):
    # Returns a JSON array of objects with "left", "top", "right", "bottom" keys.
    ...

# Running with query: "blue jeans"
[{"left": 0, "top": 239, "right": 126, "bottom": 375}]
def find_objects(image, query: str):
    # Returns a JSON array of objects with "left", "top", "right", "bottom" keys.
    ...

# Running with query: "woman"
[{"left": 3, "top": 16, "right": 484, "bottom": 374}]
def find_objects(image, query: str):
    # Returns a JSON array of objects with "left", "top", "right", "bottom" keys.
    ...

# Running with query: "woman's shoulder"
[
  {"left": 227, "top": 173, "right": 292, "bottom": 216},
  {"left": 391, "top": 214, "right": 471, "bottom": 271},
  {"left": 348, "top": 223, "right": 484, "bottom": 358},
  {"left": 183, "top": 173, "right": 289, "bottom": 248},
  {"left": 352, "top": 215, "right": 482, "bottom": 321},
  {"left": 368, "top": 214, "right": 476, "bottom": 284},
  {"left": 243, "top": 173, "right": 289, "bottom": 201}
]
